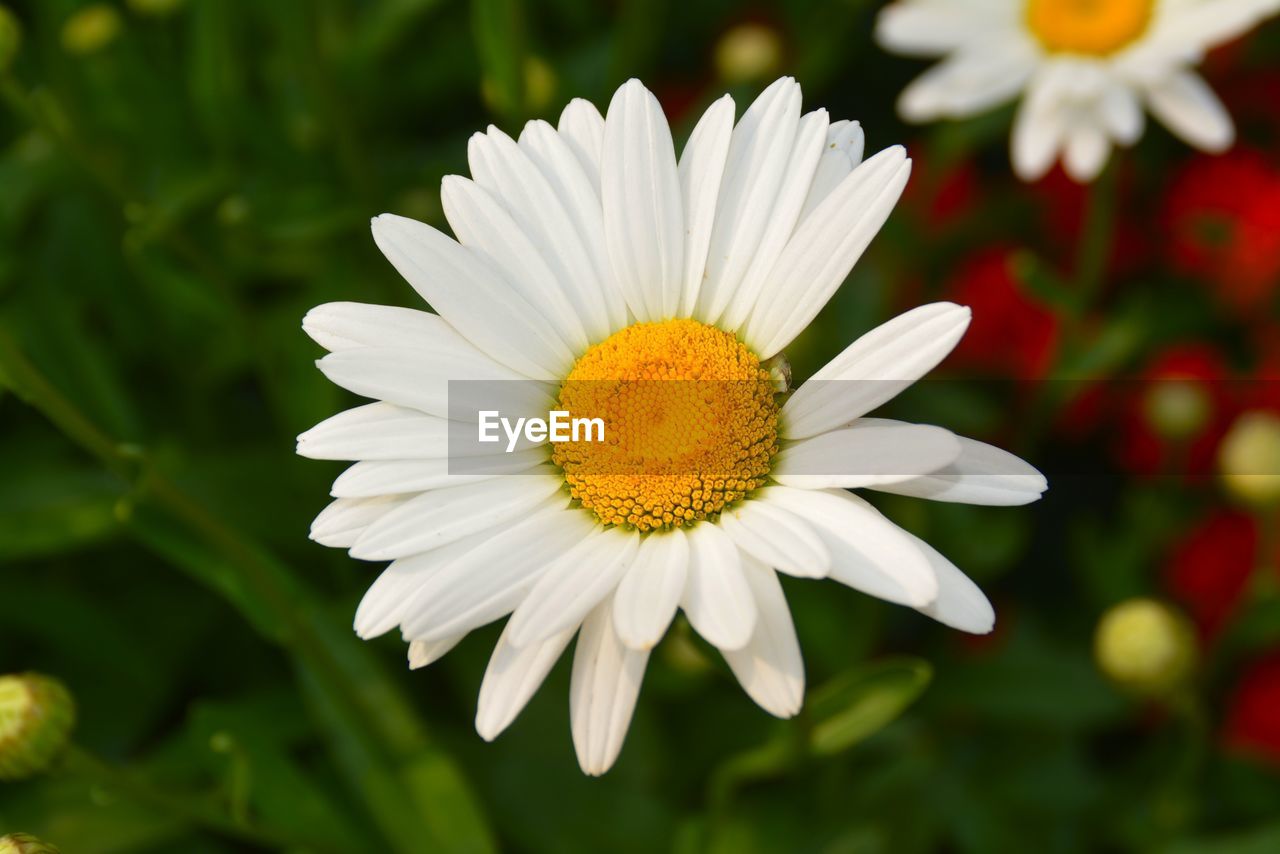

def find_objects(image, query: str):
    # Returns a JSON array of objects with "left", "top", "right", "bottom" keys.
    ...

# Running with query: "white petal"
[
  {"left": 371, "top": 213, "right": 575, "bottom": 379},
  {"left": 601, "top": 79, "right": 685, "bottom": 321},
  {"left": 570, "top": 599, "right": 649, "bottom": 776},
  {"left": 1145, "top": 70, "right": 1234, "bottom": 153},
  {"left": 759, "top": 486, "right": 938, "bottom": 607},
  {"left": 330, "top": 450, "right": 547, "bottom": 497},
  {"left": 867, "top": 429, "right": 1048, "bottom": 506},
  {"left": 717, "top": 499, "right": 830, "bottom": 579},
  {"left": 613, "top": 528, "right": 689, "bottom": 650},
  {"left": 897, "top": 40, "right": 1036, "bottom": 122},
  {"left": 398, "top": 503, "right": 591, "bottom": 642},
  {"left": 1011, "top": 65, "right": 1074, "bottom": 181},
  {"left": 694, "top": 77, "right": 802, "bottom": 325},
  {"left": 1099, "top": 84, "right": 1144, "bottom": 145},
  {"left": 349, "top": 474, "right": 563, "bottom": 561},
  {"left": 1011, "top": 99, "right": 1067, "bottom": 182},
  {"left": 309, "top": 494, "right": 414, "bottom": 548},
  {"left": 517, "top": 119, "right": 624, "bottom": 340},
  {"left": 441, "top": 175, "right": 590, "bottom": 351},
  {"left": 799, "top": 120, "right": 865, "bottom": 225},
  {"left": 298, "top": 403, "right": 449, "bottom": 461},
  {"left": 1064, "top": 122, "right": 1111, "bottom": 182},
  {"left": 353, "top": 529, "right": 497, "bottom": 638},
  {"left": 772, "top": 421, "right": 963, "bottom": 489},
  {"left": 875, "top": 0, "right": 1019, "bottom": 56},
  {"left": 476, "top": 622, "right": 575, "bottom": 740},
  {"left": 905, "top": 532, "right": 995, "bottom": 634},
  {"left": 681, "top": 522, "right": 756, "bottom": 651},
  {"left": 722, "top": 557, "right": 803, "bottom": 718},
  {"left": 743, "top": 146, "right": 912, "bottom": 357},
  {"left": 507, "top": 527, "right": 640, "bottom": 647},
  {"left": 316, "top": 346, "right": 553, "bottom": 421},
  {"left": 469, "top": 127, "right": 622, "bottom": 340},
  {"left": 1124, "top": 0, "right": 1280, "bottom": 73},
  {"left": 720, "top": 108, "right": 830, "bottom": 332},
  {"left": 677, "top": 94, "right": 735, "bottom": 316},
  {"left": 303, "top": 302, "right": 471, "bottom": 353},
  {"left": 408, "top": 636, "right": 464, "bottom": 669},
  {"left": 558, "top": 98, "right": 605, "bottom": 194},
  {"left": 780, "top": 302, "right": 971, "bottom": 440}
]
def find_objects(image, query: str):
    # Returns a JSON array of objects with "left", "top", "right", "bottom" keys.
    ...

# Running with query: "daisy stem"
[
  {"left": 0, "top": 331, "right": 495, "bottom": 854},
  {"left": 1016, "top": 160, "right": 1123, "bottom": 451},
  {"left": 57, "top": 744, "right": 330, "bottom": 852},
  {"left": 1071, "top": 159, "right": 1119, "bottom": 318}
]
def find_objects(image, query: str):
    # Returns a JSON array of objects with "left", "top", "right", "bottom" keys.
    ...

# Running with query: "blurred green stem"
[
  {"left": 1017, "top": 159, "right": 1123, "bottom": 450},
  {"left": 59, "top": 745, "right": 317, "bottom": 852},
  {"left": 1072, "top": 159, "right": 1119, "bottom": 321},
  {"left": 0, "top": 332, "right": 494, "bottom": 854}
]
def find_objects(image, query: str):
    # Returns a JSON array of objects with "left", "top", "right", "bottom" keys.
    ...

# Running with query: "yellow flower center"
[
  {"left": 1026, "top": 0, "right": 1154, "bottom": 56},
  {"left": 552, "top": 319, "right": 779, "bottom": 532}
]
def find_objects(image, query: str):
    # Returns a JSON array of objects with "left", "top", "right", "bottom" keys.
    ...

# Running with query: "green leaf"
[
  {"left": 1165, "top": 823, "right": 1280, "bottom": 854},
  {"left": 806, "top": 658, "right": 933, "bottom": 756},
  {"left": 1008, "top": 251, "right": 1080, "bottom": 316}
]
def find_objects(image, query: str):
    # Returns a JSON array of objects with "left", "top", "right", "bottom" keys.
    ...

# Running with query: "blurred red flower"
[
  {"left": 1164, "top": 150, "right": 1280, "bottom": 313},
  {"left": 1224, "top": 652, "right": 1280, "bottom": 766},
  {"left": 943, "top": 247, "right": 1060, "bottom": 381},
  {"left": 904, "top": 156, "right": 979, "bottom": 232},
  {"left": 1164, "top": 510, "right": 1259, "bottom": 640}
]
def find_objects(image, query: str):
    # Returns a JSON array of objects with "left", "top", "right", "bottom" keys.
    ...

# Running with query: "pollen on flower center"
[
  {"left": 552, "top": 319, "right": 779, "bottom": 532},
  {"left": 1026, "top": 0, "right": 1153, "bottom": 56}
]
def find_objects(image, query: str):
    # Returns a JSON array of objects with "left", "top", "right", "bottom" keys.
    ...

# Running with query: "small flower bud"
[
  {"left": 1095, "top": 599, "right": 1197, "bottom": 697},
  {"left": 1142, "top": 379, "right": 1210, "bottom": 441},
  {"left": 480, "top": 56, "right": 557, "bottom": 117},
  {"left": 524, "top": 56, "right": 556, "bottom": 113},
  {"left": 0, "top": 673, "right": 76, "bottom": 781},
  {"left": 0, "top": 6, "right": 20, "bottom": 72},
  {"left": 61, "top": 4, "right": 121, "bottom": 56},
  {"left": 0, "top": 834, "right": 62, "bottom": 854},
  {"left": 714, "top": 23, "right": 784, "bottom": 85},
  {"left": 1219, "top": 411, "right": 1280, "bottom": 506}
]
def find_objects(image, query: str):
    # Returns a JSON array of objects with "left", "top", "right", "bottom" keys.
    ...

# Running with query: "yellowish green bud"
[
  {"left": 0, "top": 833, "right": 62, "bottom": 854},
  {"left": 61, "top": 4, "right": 122, "bottom": 56},
  {"left": 0, "top": 6, "right": 20, "bottom": 72},
  {"left": 480, "top": 56, "right": 557, "bottom": 117},
  {"left": 0, "top": 673, "right": 76, "bottom": 781},
  {"left": 714, "top": 23, "right": 784, "bottom": 84},
  {"left": 524, "top": 56, "right": 556, "bottom": 113},
  {"left": 1219, "top": 411, "right": 1280, "bottom": 506},
  {"left": 1142, "top": 379, "right": 1210, "bottom": 441},
  {"left": 1094, "top": 599, "right": 1196, "bottom": 697}
]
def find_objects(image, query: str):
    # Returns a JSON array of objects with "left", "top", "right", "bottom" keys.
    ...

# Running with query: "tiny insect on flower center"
[
  {"left": 552, "top": 319, "right": 779, "bottom": 532},
  {"left": 1026, "top": 0, "right": 1154, "bottom": 56}
]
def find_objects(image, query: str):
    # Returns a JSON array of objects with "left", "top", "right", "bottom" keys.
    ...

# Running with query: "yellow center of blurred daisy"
[
  {"left": 1026, "top": 0, "right": 1153, "bottom": 56},
  {"left": 552, "top": 319, "right": 779, "bottom": 532}
]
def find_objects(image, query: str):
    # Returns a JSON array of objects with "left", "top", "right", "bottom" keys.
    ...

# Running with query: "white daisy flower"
[
  {"left": 299, "top": 76, "right": 1046, "bottom": 776},
  {"left": 876, "top": 0, "right": 1280, "bottom": 182}
]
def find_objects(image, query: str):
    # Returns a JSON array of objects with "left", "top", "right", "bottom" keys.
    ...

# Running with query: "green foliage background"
[{"left": 2, "top": 1, "right": 1279, "bottom": 852}]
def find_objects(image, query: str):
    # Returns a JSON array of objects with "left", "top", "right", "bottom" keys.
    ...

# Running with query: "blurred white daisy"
[
  {"left": 876, "top": 0, "right": 1280, "bottom": 181},
  {"left": 299, "top": 77, "right": 1046, "bottom": 776}
]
